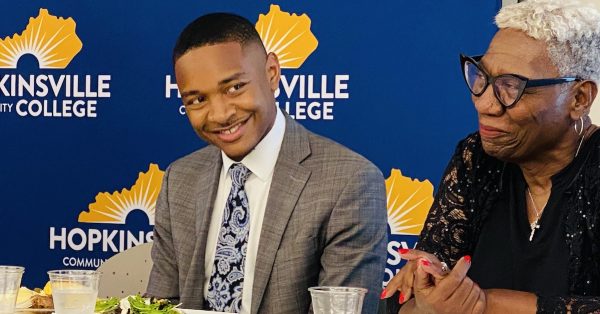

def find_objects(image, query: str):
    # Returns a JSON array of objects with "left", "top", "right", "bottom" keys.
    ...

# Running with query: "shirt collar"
[{"left": 221, "top": 107, "right": 286, "bottom": 181}]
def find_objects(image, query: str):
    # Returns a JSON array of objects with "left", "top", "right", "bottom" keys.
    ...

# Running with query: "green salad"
[
  {"left": 95, "top": 295, "right": 181, "bottom": 314},
  {"left": 95, "top": 297, "right": 120, "bottom": 313}
]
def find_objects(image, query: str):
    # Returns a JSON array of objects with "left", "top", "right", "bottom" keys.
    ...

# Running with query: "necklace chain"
[
  {"left": 525, "top": 126, "right": 586, "bottom": 241},
  {"left": 527, "top": 187, "right": 548, "bottom": 241},
  {"left": 527, "top": 188, "right": 544, "bottom": 218}
]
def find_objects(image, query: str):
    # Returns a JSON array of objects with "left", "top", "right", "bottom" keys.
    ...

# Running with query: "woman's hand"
[
  {"left": 382, "top": 249, "right": 447, "bottom": 304},
  {"left": 413, "top": 256, "right": 486, "bottom": 314}
]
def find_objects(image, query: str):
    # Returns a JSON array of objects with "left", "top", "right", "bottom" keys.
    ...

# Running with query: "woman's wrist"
[{"left": 483, "top": 289, "right": 537, "bottom": 314}]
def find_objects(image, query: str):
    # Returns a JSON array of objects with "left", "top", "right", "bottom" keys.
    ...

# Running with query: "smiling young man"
[{"left": 146, "top": 13, "right": 388, "bottom": 314}]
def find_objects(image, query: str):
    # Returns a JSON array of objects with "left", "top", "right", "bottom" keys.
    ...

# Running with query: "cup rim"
[
  {"left": 0, "top": 266, "right": 25, "bottom": 273},
  {"left": 47, "top": 269, "right": 100, "bottom": 278},
  {"left": 308, "top": 286, "right": 368, "bottom": 294}
]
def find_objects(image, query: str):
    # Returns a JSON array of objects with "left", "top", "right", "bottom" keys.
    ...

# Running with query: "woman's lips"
[{"left": 479, "top": 124, "right": 507, "bottom": 138}]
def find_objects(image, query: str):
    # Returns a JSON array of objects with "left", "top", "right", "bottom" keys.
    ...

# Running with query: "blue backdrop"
[{"left": 0, "top": 1, "right": 499, "bottom": 288}]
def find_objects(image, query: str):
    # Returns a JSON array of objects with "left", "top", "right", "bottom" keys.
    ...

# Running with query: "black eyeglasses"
[{"left": 460, "top": 54, "right": 582, "bottom": 107}]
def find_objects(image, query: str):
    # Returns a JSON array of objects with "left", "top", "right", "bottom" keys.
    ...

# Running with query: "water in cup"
[
  {"left": 48, "top": 270, "right": 99, "bottom": 314},
  {"left": 52, "top": 288, "right": 97, "bottom": 314},
  {"left": 0, "top": 266, "right": 25, "bottom": 314},
  {"left": 309, "top": 286, "right": 367, "bottom": 314},
  {"left": 0, "top": 291, "right": 18, "bottom": 313}
]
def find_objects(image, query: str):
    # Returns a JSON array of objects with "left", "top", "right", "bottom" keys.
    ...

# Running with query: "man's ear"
[
  {"left": 570, "top": 80, "right": 598, "bottom": 119},
  {"left": 265, "top": 52, "right": 281, "bottom": 93}
]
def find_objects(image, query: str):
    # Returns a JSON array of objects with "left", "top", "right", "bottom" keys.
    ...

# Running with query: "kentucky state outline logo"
[
  {"left": 0, "top": 8, "right": 82, "bottom": 69},
  {"left": 255, "top": 4, "right": 318, "bottom": 69},
  {"left": 78, "top": 164, "right": 164, "bottom": 226},
  {"left": 386, "top": 169, "right": 433, "bottom": 236}
]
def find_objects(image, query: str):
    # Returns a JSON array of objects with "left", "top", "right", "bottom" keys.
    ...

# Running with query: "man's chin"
[
  {"left": 216, "top": 141, "right": 254, "bottom": 161},
  {"left": 197, "top": 132, "right": 258, "bottom": 161},
  {"left": 221, "top": 148, "right": 250, "bottom": 162}
]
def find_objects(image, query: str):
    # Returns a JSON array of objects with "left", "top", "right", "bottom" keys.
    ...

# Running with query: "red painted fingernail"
[
  {"left": 380, "top": 288, "right": 387, "bottom": 299},
  {"left": 464, "top": 255, "right": 472, "bottom": 263},
  {"left": 399, "top": 248, "right": 409, "bottom": 254},
  {"left": 421, "top": 259, "right": 431, "bottom": 266},
  {"left": 399, "top": 292, "right": 405, "bottom": 303}
]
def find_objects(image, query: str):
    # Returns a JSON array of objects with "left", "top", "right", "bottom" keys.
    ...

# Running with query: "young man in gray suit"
[{"left": 146, "top": 12, "right": 388, "bottom": 314}]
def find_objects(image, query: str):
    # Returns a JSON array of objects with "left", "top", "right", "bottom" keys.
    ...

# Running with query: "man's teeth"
[{"left": 221, "top": 123, "right": 241, "bottom": 134}]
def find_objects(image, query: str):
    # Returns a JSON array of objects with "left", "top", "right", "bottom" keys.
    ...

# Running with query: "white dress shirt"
[{"left": 203, "top": 107, "right": 286, "bottom": 313}]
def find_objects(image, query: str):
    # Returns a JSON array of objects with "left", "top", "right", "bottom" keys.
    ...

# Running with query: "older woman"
[{"left": 383, "top": 0, "right": 600, "bottom": 313}]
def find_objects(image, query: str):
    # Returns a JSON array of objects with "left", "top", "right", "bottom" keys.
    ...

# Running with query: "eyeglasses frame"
[{"left": 460, "top": 54, "right": 582, "bottom": 107}]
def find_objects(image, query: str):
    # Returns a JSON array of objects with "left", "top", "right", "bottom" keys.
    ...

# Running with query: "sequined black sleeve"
[
  {"left": 386, "top": 134, "right": 486, "bottom": 314},
  {"left": 414, "top": 133, "right": 499, "bottom": 266},
  {"left": 537, "top": 295, "right": 600, "bottom": 313},
  {"left": 536, "top": 196, "right": 600, "bottom": 314},
  {"left": 534, "top": 131, "right": 600, "bottom": 313}
]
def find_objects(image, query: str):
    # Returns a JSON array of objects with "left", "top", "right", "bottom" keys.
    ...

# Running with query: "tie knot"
[{"left": 229, "top": 163, "right": 251, "bottom": 186}]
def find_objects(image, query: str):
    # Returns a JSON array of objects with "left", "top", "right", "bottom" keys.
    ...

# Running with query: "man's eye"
[
  {"left": 227, "top": 82, "right": 246, "bottom": 94},
  {"left": 188, "top": 96, "right": 205, "bottom": 107}
]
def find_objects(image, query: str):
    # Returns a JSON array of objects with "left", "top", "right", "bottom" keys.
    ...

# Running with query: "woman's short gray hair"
[{"left": 496, "top": 0, "right": 600, "bottom": 82}]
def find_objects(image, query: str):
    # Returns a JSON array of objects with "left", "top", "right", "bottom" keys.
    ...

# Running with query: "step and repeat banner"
[{"left": 0, "top": 1, "right": 499, "bottom": 288}]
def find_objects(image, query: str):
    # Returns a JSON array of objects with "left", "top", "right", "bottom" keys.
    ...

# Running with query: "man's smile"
[{"left": 208, "top": 115, "right": 252, "bottom": 143}]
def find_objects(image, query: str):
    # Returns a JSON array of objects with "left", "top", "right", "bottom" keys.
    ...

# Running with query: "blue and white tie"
[{"left": 205, "top": 163, "right": 251, "bottom": 313}]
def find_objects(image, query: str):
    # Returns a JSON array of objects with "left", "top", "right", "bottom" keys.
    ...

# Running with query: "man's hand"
[{"left": 413, "top": 256, "right": 486, "bottom": 314}]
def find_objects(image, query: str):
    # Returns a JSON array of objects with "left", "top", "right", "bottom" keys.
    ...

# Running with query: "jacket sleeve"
[
  {"left": 317, "top": 161, "right": 388, "bottom": 314},
  {"left": 145, "top": 165, "right": 180, "bottom": 301}
]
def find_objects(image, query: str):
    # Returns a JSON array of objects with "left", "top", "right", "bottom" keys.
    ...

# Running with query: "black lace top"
[{"left": 414, "top": 132, "right": 600, "bottom": 314}]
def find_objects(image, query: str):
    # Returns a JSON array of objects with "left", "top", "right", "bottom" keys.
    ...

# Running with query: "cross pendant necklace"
[
  {"left": 527, "top": 188, "right": 547, "bottom": 242},
  {"left": 529, "top": 220, "right": 540, "bottom": 241}
]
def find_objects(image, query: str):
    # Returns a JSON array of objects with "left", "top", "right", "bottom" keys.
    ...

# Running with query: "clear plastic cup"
[
  {"left": 308, "top": 286, "right": 367, "bottom": 314},
  {"left": 0, "top": 266, "right": 25, "bottom": 314},
  {"left": 47, "top": 270, "right": 99, "bottom": 314}
]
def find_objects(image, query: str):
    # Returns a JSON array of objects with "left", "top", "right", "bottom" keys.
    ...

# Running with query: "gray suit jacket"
[{"left": 147, "top": 116, "right": 387, "bottom": 313}]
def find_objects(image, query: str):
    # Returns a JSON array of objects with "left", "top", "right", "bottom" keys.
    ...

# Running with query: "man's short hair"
[{"left": 173, "top": 13, "right": 265, "bottom": 63}]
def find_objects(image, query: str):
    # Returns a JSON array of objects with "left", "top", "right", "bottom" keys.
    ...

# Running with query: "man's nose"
[{"left": 207, "top": 95, "right": 236, "bottom": 125}]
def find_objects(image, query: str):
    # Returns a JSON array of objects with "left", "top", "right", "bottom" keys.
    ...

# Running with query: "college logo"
[
  {"left": 0, "top": 9, "right": 82, "bottom": 69},
  {"left": 384, "top": 169, "right": 434, "bottom": 284},
  {"left": 386, "top": 169, "right": 433, "bottom": 236},
  {"left": 49, "top": 164, "right": 164, "bottom": 268},
  {"left": 255, "top": 5, "right": 318, "bottom": 69},
  {"left": 78, "top": 164, "right": 163, "bottom": 225},
  {"left": 0, "top": 8, "right": 111, "bottom": 118},
  {"left": 165, "top": 4, "right": 349, "bottom": 120}
]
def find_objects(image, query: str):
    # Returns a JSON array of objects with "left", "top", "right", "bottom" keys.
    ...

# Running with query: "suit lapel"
[
  {"left": 251, "top": 117, "right": 312, "bottom": 314},
  {"left": 181, "top": 147, "right": 221, "bottom": 309}
]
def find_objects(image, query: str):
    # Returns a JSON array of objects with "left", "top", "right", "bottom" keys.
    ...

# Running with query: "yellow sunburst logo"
[
  {"left": 386, "top": 169, "right": 434, "bottom": 235},
  {"left": 0, "top": 8, "right": 83, "bottom": 69},
  {"left": 78, "top": 164, "right": 164, "bottom": 225},
  {"left": 255, "top": 4, "right": 318, "bottom": 69}
]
